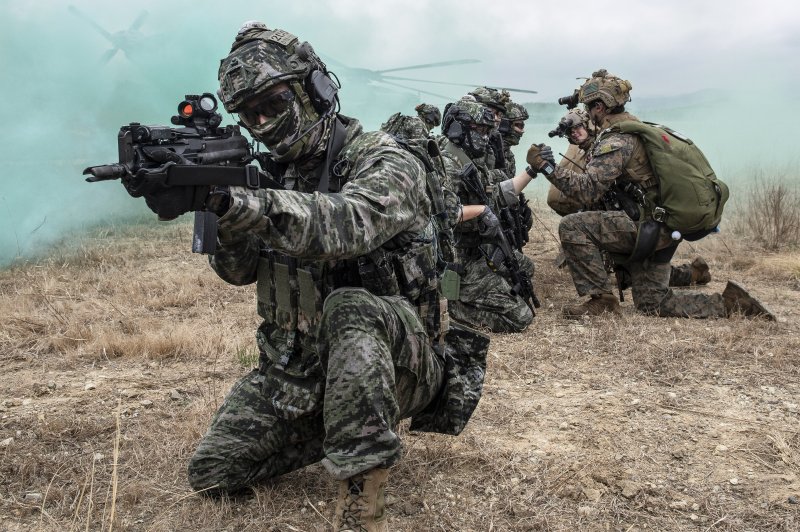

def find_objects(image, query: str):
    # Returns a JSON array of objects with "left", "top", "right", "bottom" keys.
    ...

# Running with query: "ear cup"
[{"left": 306, "top": 69, "right": 338, "bottom": 114}]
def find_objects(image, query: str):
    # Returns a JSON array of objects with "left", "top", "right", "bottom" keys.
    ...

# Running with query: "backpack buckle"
[{"left": 652, "top": 206, "right": 666, "bottom": 222}]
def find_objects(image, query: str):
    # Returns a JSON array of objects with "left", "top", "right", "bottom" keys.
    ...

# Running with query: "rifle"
[
  {"left": 84, "top": 92, "right": 283, "bottom": 254},
  {"left": 459, "top": 163, "right": 540, "bottom": 314}
]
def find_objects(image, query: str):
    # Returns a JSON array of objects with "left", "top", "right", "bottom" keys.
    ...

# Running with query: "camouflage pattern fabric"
[
  {"left": 380, "top": 112, "right": 431, "bottom": 141},
  {"left": 410, "top": 322, "right": 489, "bottom": 435},
  {"left": 546, "top": 111, "right": 730, "bottom": 317},
  {"left": 437, "top": 140, "right": 534, "bottom": 332},
  {"left": 669, "top": 262, "right": 695, "bottom": 287},
  {"left": 188, "top": 119, "right": 451, "bottom": 493},
  {"left": 449, "top": 248, "right": 534, "bottom": 332},
  {"left": 558, "top": 205, "right": 726, "bottom": 318}
]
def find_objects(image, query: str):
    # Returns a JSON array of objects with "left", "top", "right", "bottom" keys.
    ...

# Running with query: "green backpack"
[{"left": 610, "top": 120, "right": 729, "bottom": 239}]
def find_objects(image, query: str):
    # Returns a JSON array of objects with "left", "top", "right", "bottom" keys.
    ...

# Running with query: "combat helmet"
[
  {"left": 217, "top": 22, "right": 339, "bottom": 161},
  {"left": 469, "top": 87, "right": 510, "bottom": 116},
  {"left": 499, "top": 101, "right": 529, "bottom": 145},
  {"left": 442, "top": 99, "right": 496, "bottom": 157},
  {"left": 415, "top": 103, "right": 441, "bottom": 130},
  {"left": 579, "top": 69, "right": 632, "bottom": 109}
]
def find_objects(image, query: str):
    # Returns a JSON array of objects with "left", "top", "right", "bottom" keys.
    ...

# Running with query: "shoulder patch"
[{"left": 593, "top": 142, "right": 622, "bottom": 156}]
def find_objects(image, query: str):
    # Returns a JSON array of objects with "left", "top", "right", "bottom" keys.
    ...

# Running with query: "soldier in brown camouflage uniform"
[
  {"left": 528, "top": 70, "right": 774, "bottom": 320},
  {"left": 548, "top": 108, "right": 712, "bottom": 288},
  {"left": 138, "top": 22, "right": 490, "bottom": 531}
]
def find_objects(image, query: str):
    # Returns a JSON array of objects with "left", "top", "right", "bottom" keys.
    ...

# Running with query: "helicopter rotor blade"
[
  {"left": 100, "top": 47, "right": 120, "bottom": 64},
  {"left": 129, "top": 10, "right": 148, "bottom": 32},
  {"left": 376, "top": 59, "right": 480, "bottom": 74},
  {"left": 382, "top": 75, "right": 538, "bottom": 95},
  {"left": 378, "top": 80, "right": 454, "bottom": 101},
  {"left": 68, "top": 5, "right": 114, "bottom": 43}
]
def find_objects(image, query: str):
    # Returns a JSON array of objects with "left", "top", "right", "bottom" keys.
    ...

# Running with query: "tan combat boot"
[
  {"left": 332, "top": 468, "right": 389, "bottom": 532},
  {"left": 690, "top": 257, "right": 711, "bottom": 285},
  {"left": 722, "top": 281, "right": 776, "bottom": 320},
  {"left": 562, "top": 293, "right": 621, "bottom": 319}
]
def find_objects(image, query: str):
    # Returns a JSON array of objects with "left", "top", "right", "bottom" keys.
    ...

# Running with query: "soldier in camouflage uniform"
[
  {"left": 438, "top": 99, "right": 537, "bottom": 332},
  {"left": 468, "top": 87, "right": 509, "bottom": 172},
  {"left": 528, "top": 70, "right": 774, "bottom": 320},
  {"left": 139, "top": 23, "right": 489, "bottom": 531},
  {"left": 415, "top": 103, "right": 441, "bottom": 133},
  {"left": 548, "top": 108, "right": 712, "bottom": 288}
]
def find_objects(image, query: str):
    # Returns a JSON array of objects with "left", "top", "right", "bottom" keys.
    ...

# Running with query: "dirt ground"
[{"left": 1, "top": 211, "right": 798, "bottom": 531}]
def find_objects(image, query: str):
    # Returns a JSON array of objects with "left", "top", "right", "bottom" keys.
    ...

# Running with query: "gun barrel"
[{"left": 83, "top": 164, "right": 127, "bottom": 182}]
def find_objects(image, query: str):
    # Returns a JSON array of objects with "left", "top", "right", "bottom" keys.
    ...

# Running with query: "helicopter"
[
  {"left": 67, "top": 5, "right": 149, "bottom": 64},
  {"left": 320, "top": 56, "right": 539, "bottom": 129}
]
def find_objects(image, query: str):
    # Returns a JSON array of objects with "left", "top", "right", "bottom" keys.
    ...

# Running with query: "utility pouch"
[
  {"left": 259, "top": 343, "right": 323, "bottom": 421},
  {"left": 256, "top": 256, "right": 275, "bottom": 324},
  {"left": 394, "top": 242, "right": 437, "bottom": 302},
  {"left": 410, "top": 322, "right": 489, "bottom": 436},
  {"left": 440, "top": 268, "right": 461, "bottom": 301},
  {"left": 357, "top": 250, "right": 400, "bottom": 296}
]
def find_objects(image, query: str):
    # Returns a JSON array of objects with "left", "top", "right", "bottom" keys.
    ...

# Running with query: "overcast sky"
[{"left": 1, "top": 0, "right": 799, "bottom": 264}]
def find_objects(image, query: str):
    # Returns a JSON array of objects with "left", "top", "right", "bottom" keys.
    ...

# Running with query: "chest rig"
[{"left": 255, "top": 127, "right": 448, "bottom": 377}]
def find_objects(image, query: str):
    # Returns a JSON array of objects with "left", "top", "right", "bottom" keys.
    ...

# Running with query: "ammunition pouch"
[{"left": 410, "top": 322, "right": 489, "bottom": 435}]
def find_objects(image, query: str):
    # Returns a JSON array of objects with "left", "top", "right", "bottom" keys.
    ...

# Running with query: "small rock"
[
  {"left": 94, "top": 453, "right": 105, "bottom": 461},
  {"left": 669, "top": 500, "right": 688, "bottom": 509},
  {"left": 84, "top": 382, "right": 97, "bottom": 391},
  {"left": 691, "top": 503, "right": 700, "bottom": 511},
  {"left": 577, "top": 505, "right": 598, "bottom": 517},
  {"left": 559, "top": 422, "right": 569, "bottom": 431},
  {"left": 47, "top": 381, "right": 56, "bottom": 390},
  {"left": 384, "top": 494, "right": 398, "bottom": 506},
  {"left": 555, "top": 391, "right": 565, "bottom": 398},
  {"left": 24, "top": 492, "right": 43, "bottom": 503},
  {"left": 715, "top": 444, "right": 728, "bottom": 453},
  {"left": 0, "top": 437, "right": 13, "bottom": 447},
  {"left": 619, "top": 480, "right": 640, "bottom": 499},
  {"left": 729, "top": 478, "right": 739, "bottom": 485},
  {"left": 170, "top": 389, "right": 182, "bottom": 401},
  {"left": 139, "top": 400, "right": 154, "bottom": 408},
  {"left": 689, "top": 514, "right": 699, "bottom": 521},
  {"left": 667, "top": 392, "right": 677, "bottom": 399},
  {"left": 582, "top": 487, "right": 601, "bottom": 502},
  {"left": 121, "top": 389, "right": 141, "bottom": 399},
  {"left": 788, "top": 496, "right": 798, "bottom": 505},
  {"left": 631, "top": 399, "right": 641, "bottom": 406}
]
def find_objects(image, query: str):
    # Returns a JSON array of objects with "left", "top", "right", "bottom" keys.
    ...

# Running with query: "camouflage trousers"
[
  {"left": 188, "top": 288, "right": 444, "bottom": 493},
  {"left": 559, "top": 211, "right": 726, "bottom": 318},
  {"left": 669, "top": 262, "right": 695, "bottom": 287},
  {"left": 448, "top": 248, "right": 534, "bottom": 332}
]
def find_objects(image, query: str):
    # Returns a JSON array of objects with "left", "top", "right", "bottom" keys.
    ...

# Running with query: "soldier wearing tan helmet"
[
  {"left": 527, "top": 69, "right": 773, "bottom": 319},
  {"left": 546, "top": 108, "right": 713, "bottom": 288}
]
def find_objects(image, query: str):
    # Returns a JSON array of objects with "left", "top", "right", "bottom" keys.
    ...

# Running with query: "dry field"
[{"left": 1, "top": 205, "right": 798, "bottom": 531}]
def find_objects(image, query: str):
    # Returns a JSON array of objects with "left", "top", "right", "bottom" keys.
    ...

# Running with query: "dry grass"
[
  {"left": 728, "top": 168, "right": 800, "bottom": 250},
  {"left": 1, "top": 206, "right": 799, "bottom": 531}
]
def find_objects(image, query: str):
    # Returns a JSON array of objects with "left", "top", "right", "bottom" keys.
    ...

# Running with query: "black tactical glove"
[
  {"left": 140, "top": 183, "right": 210, "bottom": 221},
  {"left": 476, "top": 206, "right": 502, "bottom": 242},
  {"left": 205, "top": 186, "right": 232, "bottom": 217}
]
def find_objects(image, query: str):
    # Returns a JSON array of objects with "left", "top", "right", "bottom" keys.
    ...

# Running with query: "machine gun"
[
  {"left": 84, "top": 93, "right": 282, "bottom": 254},
  {"left": 459, "top": 163, "right": 540, "bottom": 314}
]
